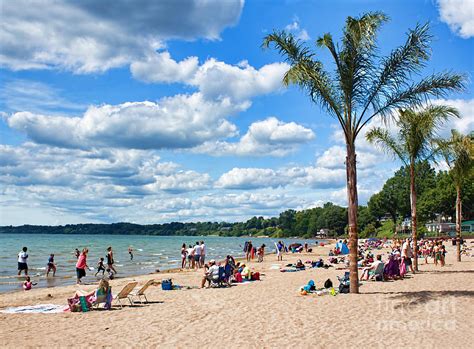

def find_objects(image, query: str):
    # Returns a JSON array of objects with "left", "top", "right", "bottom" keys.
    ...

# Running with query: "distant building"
[
  {"left": 462, "top": 220, "right": 474, "bottom": 233},
  {"left": 315, "top": 229, "right": 329, "bottom": 238},
  {"left": 426, "top": 222, "right": 456, "bottom": 235}
]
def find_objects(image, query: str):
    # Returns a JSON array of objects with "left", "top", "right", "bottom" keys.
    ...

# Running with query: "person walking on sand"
[
  {"left": 106, "top": 247, "right": 117, "bottom": 274},
  {"left": 181, "top": 243, "right": 187, "bottom": 269},
  {"left": 46, "top": 253, "right": 56, "bottom": 277},
  {"left": 76, "top": 248, "right": 89, "bottom": 284},
  {"left": 276, "top": 241, "right": 284, "bottom": 261},
  {"left": 17, "top": 247, "right": 29, "bottom": 276},
  {"left": 128, "top": 247, "right": 134, "bottom": 261}
]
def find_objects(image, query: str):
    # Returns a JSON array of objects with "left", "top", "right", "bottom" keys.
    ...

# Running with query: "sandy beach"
[{"left": 0, "top": 240, "right": 473, "bottom": 348}]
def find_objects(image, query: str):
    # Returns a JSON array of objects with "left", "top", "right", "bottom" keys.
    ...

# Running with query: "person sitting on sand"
[
  {"left": 360, "top": 255, "right": 384, "bottom": 281},
  {"left": 46, "top": 253, "right": 56, "bottom": 277},
  {"left": 201, "top": 260, "right": 219, "bottom": 288},
  {"left": 68, "top": 279, "right": 112, "bottom": 311},
  {"left": 295, "top": 259, "right": 305, "bottom": 270},
  {"left": 240, "top": 264, "right": 252, "bottom": 280},
  {"left": 383, "top": 254, "right": 400, "bottom": 280}
]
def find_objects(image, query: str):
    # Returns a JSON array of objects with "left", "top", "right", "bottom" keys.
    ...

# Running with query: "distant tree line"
[{"left": 1, "top": 162, "right": 472, "bottom": 238}]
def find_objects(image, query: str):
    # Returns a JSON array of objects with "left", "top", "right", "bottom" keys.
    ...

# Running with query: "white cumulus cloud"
[
  {"left": 438, "top": 0, "right": 474, "bottom": 38},
  {"left": 0, "top": 0, "right": 244, "bottom": 73},
  {"left": 194, "top": 117, "right": 315, "bottom": 156}
]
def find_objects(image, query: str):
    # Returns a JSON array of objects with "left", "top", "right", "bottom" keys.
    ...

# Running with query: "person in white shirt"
[
  {"left": 201, "top": 260, "right": 219, "bottom": 288},
  {"left": 193, "top": 242, "right": 201, "bottom": 269},
  {"left": 17, "top": 246, "right": 29, "bottom": 276},
  {"left": 200, "top": 241, "right": 206, "bottom": 267},
  {"left": 402, "top": 238, "right": 415, "bottom": 274},
  {"left": 186, "top": 245, "right": 194, "bottom": 269}
]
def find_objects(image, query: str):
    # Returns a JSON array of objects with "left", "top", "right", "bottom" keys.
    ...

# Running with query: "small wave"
[
  {"left": 137, "top": 249, "right": 143, "bottom": 252},
  {"left": 152, "top": 253, "right": 162, "bottom": 256}
]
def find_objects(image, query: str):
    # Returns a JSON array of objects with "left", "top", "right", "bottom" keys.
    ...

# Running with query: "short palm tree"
[
  {"left": 436, "top": 130, "right": 473, "bottom": 261},
  {"left": 263, "top": 12, "right": 465, "bottom": 292},
  {"left": 366, "top": 106, "right": 459, "bottom": 270}
]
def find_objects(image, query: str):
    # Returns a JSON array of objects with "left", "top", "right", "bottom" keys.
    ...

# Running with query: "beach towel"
[{"left": 1, "top": 304, "right": 67, "bottom": 314}]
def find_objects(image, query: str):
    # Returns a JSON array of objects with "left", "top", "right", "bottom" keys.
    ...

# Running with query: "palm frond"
[
  {"left": 263, "top": 30, "right": 345, "bottom": 131},
  {"left": 359, "top": 22, "right": 432, "bottom": 123},
  {"left": 357, "top": 72, "right": 465, "bottom": 133},
  {"left": 366, "top": 126, "right": 407, "bottom": 164}
]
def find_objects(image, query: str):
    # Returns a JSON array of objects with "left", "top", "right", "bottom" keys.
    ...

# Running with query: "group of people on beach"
[
  {"left": 16, "top": 245, "right": 132, "bottom": 289},
  {"left": 181, "top": 241, "right": 206, "bottom": 269},
  {"left": 200, "top": 254, "right": 261, "bottom": 288},
  {"left": 75, "top": 246, "right": 120, "bottom": 284}
]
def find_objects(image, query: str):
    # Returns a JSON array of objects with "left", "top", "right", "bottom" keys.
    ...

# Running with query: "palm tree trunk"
[
  {"left": 346, "top": 142, "right": 359, "bottom": 293},
  {"left": 409, "top": 161, "right": 418, "bottom": 271},
  {"left": 456, "top": 185, "right": 462, "bottom": 262}
]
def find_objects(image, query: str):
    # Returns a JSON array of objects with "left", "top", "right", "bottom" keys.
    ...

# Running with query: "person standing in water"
[
  {"left": 181, "top": 243, "right": 187, "bottom": 269},
  {"left": 106, "top": 247, "right": 117, "bottom": 274},
  {"left": 194, "top": 242, "right": 201, "bottom": 269},
  {"left": 246, "top": 241, "right": 253, "bottom": 262},
  {"left": 76, "top": 248, "right": 89, "bottom": 284},
  {"left": 46, "top": 253, "right": 56, "bottom": 277},
  {"left": 74, "top": 248, "right": 80, "bottom": 259},
  {"left": 200, "top": 241, "right": 206, "bottom": 267},
  {"left": 128, "top": 247, "right": 134, "bottom": 261},
  {"left": 17, "top": 247, "right": 29, "bottom": 276}
]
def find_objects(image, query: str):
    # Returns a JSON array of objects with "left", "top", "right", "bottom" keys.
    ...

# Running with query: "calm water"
[{"left": 0, "top": 234, "right": 318, "bottom": 293}]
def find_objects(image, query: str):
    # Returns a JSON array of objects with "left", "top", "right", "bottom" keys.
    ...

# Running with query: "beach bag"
[
  {"left": 339, "top": 283, "right": 350, "bottom": 294},
  {"left": 324, "top": 279, "right": 333, "bottom": 289},
  {"left": 251, "top": 272, "right": 260, "bottom": 281},
  {"left": 235, "top": 272, "right": 243, "bottom": 283},
  {"left": 161, "top": 279, "right": 173, "bottom": 291}
]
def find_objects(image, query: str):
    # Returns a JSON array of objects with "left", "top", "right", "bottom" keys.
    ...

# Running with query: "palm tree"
[
  {"left": 436, "top": 130, "right": 473, "bottom": 261},
  {"left": 262, "top": 12, "right": 465, "bottom": 292},
  {"left": 366, "top": 106, "right": 459, "bottom": 271}
]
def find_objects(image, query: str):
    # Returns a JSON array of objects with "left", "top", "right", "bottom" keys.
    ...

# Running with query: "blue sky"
[{"left": 0, "top": 0, "right": 472, "bottom": 225}]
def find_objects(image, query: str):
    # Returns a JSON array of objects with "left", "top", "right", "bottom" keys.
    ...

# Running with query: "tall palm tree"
[
  {"left": 436, "top": 130, "right": 473, "bottom": 261},
  {"left": 366, "top": 106, "right": 459, "bottom": 271},
  {"left": 262, "top": 12, "right": 465, "bottom": 292}
]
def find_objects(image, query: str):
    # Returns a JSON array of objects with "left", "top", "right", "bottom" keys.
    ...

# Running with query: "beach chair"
[
  {"left": 113, "top": 282, "right": 138, "bottom": 308},
  {"left": 129, "top": 280, "right": 155, "bottom": 304},
  {"left": 93, "top": 287, "right": 112, "bottom": 309}
]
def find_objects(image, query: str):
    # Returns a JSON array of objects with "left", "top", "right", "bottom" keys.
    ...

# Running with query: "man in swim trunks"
[{"left": 18, "top": 247, "right": 28, "bottom": 276}]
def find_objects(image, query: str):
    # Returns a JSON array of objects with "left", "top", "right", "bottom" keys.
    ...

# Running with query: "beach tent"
[{"left": 335, "top": 241, "right": 349, "bottom": 255}]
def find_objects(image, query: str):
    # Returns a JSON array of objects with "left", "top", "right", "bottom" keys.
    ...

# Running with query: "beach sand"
[{"left": 0, "top": 240, "right": 473, "bottom": 348}]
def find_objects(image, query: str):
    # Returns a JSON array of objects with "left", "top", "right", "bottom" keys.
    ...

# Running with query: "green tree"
[
  {"left": 367, "top": 106, "right": 458, "bottom": 270},
  {"left": 263, "top": 13, "right": 465, "bottom": 292},
  {"left": 436, "top": 130, "right": 474, "bottom": 261}
]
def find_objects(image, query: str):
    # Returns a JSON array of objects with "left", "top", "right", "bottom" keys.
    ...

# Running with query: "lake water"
[{"left": 0, "top": 234, "right": 320, "bottom": 293}]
